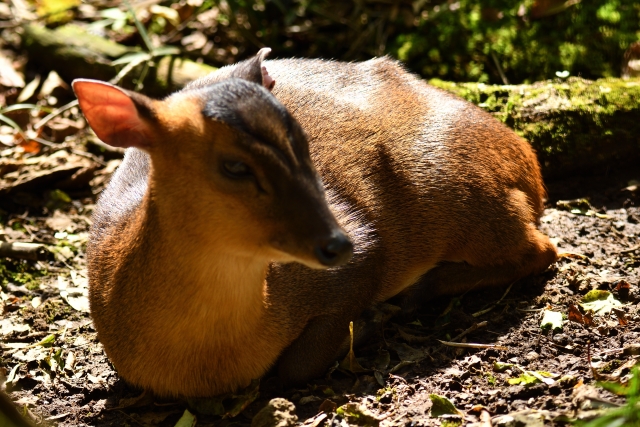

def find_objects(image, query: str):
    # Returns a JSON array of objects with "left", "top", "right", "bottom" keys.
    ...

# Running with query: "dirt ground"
[{"left": 1, "top": 125, "right": 639, "bottom": 427}]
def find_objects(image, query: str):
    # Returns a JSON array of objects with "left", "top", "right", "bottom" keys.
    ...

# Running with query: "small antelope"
[{"left": 74, "top": 48, "right": 557, "bottom": 398}]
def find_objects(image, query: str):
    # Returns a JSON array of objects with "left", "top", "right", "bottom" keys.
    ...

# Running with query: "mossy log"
[
  {"left": 431, "top": 78, "right": 640, "bottom": 178},
  {"left": 20, "top": 24, "right": 215, "bottom": 97},
  {"left": 20, "top": 24, "right": 639, "bottom": 178}
]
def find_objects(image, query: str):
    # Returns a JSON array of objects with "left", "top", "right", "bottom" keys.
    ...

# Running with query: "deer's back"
[{"left": 266, "top": 57, "right": 546, "bottom": 299}]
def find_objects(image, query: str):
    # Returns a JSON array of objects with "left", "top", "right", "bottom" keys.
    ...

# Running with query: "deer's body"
[{"left": 77, "top": 52, "right": 556, "bottom": 398}]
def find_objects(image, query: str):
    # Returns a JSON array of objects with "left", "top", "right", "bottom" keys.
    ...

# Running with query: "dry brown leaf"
[{"left": 567, "top": 303, "right": 595, "bottom": 326}]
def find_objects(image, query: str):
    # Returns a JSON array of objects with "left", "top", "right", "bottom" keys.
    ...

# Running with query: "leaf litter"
[
  {"left": 0, "top": 8, "right": 639, "bottom": 427},
  {"left": 0, "top": 113, "right": 638, "bottom": 427}
]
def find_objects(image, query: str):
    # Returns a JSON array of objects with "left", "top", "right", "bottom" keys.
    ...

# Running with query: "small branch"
[
  {"left": 450, "top": 321, "right": 488, "bottom": 342},
  {"left": 0, "top": 242, "right": 50, "bottom": 261},
  {"left": 34, "top": 100, "right": 79, "bottom": 131},
  {"left": 490, "top": 51, "right": 509, "bottom": 85},
  {"left": 437, "top": 340, "right": 507, "bottom": 351},
  {"left": 617, "top": 244, "right": 640, "bottom": 254},
  {"left": 472, "top": 281, "right": 515, "bottom": 317}
]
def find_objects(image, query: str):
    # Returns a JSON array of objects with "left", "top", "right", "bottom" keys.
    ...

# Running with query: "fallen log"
[
  {"left": 431, "top": 78, "right": 640, "bottom": 178},
  {"left": 18, "top": 24, "right": 640, "bottom": 178},
  {"left": 20, "top": 24, "right": 215, "bottom": 97},
  {"left": 0, "top": 242, "right": 50, "bottom": 261}
]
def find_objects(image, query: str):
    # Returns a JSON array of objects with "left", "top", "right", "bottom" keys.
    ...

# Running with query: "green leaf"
[
  {"left": 509, "top": 369, "right": 558, "bottom": 386},
  {"left": 508, "top": 373, "right": 540, "bottom": 386},
  {"left": 0, "top": 104, "right": 41, "bottom": 113},
  {"left": 151, "top": 46, "right": 181, "bottom": 57},
  {"left": 52, "top": 348, "right": 64, "bottom": 371},
  {"left": 337, "top": 403, "right": 381, "bottom": 426},
  {"left": 582, "top": 290, "right": 612, "bottom": 303},
  {"left": 493, "top": 361, "right": 515, "bottom": 372},
  {"left": 173, "top": 409, "right": 196, "bottom": 427},
  {"left": 99, "top": 8, "right": 128, "bottom": 20},
  {"left": 429, "top": 394, "right": 461, "bottom": 417},
  {"left": 596, "top": 381, "right": 629, "bottom": 396},
  {"left": 0, "top": 113, "right": 24, "bottom": 135},
  {"left": 541, "top": 310, "right": 564, "bottom": 331},
  {"left": 112, "top": 52, "right": 151, "bottom": 66},
  {"left": 580, "top": 291, "right": 622, "bottom": 316},
  {"left": 37, "top": 334, "right": 56, "bottom": 347}
]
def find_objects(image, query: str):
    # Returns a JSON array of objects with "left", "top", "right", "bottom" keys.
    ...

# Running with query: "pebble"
[
  {"left": 525, "top": 351, "right": 540, "bottom": 362},
  {"left": 251, "top": 398, "right": 298, "bottom": 427}
]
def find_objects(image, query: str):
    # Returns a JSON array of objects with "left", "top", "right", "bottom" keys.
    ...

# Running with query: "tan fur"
[{"left": 85, "top": 55, "right": 557, "bottom": 398}]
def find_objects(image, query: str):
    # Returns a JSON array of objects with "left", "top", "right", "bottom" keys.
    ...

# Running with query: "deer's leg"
[
  {"left": 277, "top": 313, "right": 354, "bottom": 386},
  {"left": 402, "top": 224, "right": 556, "bottom": 310}
]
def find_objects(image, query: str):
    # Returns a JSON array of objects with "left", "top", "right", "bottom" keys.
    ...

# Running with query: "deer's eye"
[{"left": 223, "top": 161, "right": 252, "bottom": 178}]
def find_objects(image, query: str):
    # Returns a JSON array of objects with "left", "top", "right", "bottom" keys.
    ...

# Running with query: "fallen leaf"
[
  {"left": 508, "top": 372, "right": 541, "bottom": 386},
  {"left": 388, "top": 342, "right": 425, "bottom": 362},
  {"left": 429, "top": 394, "right": 461, "bottom": 417},
  {"left": 615, "top": 280, "right": 631, "bottom": 292},
  {"left": 580, "top": 290, "right": 623, "bottom": 316},
  {"left": 493, "top": 361, "right": 515, "bottom": 372},
  {"left": 612, "top": 308, "right": 628, "bottom": 326},
  {"left": 299, "top": 396, "right": 322, "bottom": 405},
  {"left": 540, "top": 310, "right": 564, "bottom": 331},
  {"left": 0, "top": 318, "right": 31, "bottom": 336},
  {"left": 17, "top": 75, "right": 40, "bottom": 103},
  {"left": 568, "top": 304, "right": 595, "bottom": 326},
  {"left": 0, "top": 54, "right": 25, "bottom": 88},
  {"left": 173, "top": 409, "right": 197, "bottom": 427},
  {"left": 337, "top": 403, "right": 381, "bottom": 426}
]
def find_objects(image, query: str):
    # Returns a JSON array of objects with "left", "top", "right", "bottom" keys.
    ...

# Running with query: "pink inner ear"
[
  {"left": 261, "top": 66, "right": 275, "bottom": 91},
  {"left": 73, "top": 79, "right": 152, "bottom": 149}
]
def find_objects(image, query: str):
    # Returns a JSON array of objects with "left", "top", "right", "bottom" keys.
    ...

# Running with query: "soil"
[
  {"left": 0, "top": 7, "right": 638, "bottom": 424},
  {"left": 1, "top": 149, "right": 639, "bottom": 427}
]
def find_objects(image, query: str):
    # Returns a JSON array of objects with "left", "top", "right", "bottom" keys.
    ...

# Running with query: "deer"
[{"left": 73, "top": 48, "right": 557, "bottom": 398}]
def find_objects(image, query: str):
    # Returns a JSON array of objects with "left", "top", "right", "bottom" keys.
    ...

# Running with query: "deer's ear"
[
  {"left": 72, "top": 79, "right": 156, "bottom": 149},
  {"left": 231, "top": 47, "right": 275, "bottom": 91}
]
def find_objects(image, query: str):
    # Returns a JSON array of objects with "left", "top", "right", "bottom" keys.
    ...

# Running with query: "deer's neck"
[{"left": 122, "top": 182, "right": 270, "bottom": 338}]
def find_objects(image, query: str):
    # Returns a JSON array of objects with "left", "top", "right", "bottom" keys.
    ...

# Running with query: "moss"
[
  {"left": 0, "top": 258, "right": 47, "bottom": 291},
  {"left": 429, "top": 77, "right": 640, "bottom": 177},
  {"left": 39, "top": 299, "right": 72, "bottom": 323}
]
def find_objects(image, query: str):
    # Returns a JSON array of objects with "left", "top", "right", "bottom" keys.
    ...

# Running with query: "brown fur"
[{"left": 81, "top": 54, "right": 556, "bottom": 398}]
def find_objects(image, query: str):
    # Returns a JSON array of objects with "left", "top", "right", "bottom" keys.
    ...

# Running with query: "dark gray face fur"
[
  {"left": 197, "top": 78, "right": 310, "bottom": 172},
  {"left": 185, "top": 77, "right": 352, "bottom": 268}
]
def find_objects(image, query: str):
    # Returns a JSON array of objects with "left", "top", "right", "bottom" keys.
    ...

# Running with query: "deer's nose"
[{"left": 314, "top": 232, "right": 353, "bottom": 267}]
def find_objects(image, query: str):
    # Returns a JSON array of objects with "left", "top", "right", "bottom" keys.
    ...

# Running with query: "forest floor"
[
  {"left": 0, "top": 114, "right": 639, "bottom": 427},
  {"left": 1, "top": 6, "right": 639, "bottom": 425}
]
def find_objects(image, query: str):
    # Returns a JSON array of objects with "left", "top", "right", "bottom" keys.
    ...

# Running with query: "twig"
[
  {"left": 0, "top": 242, "right": 50, "bottom": 261},
  {"left": 557, "top": 252, "right": 589, "bottom": 260},
  {"left": 437, "top": 340, "right": 507, "bottom": 351},
  {"left": 70, "top": 149, "right": 107, "bottom": 166},
  {"left": 33, "top": 100, "right": 79, "bottom": 131},
  {"left": 617, "top": 244, "right": 640, "bottom": 254},
  {"left": 450, "top": 321, "right": 488, "bottom": 342},
  {"left": 490, "top": 50, "right": 509, "bottom": 85},
  {"left": 472, "top": 281, "right": 515, "bottom": 317},
  {"left": 538, "top": 335, "right": 577, "bottom": 353}
]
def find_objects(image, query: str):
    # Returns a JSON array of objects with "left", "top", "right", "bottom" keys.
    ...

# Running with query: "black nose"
[{"left": 314, "top": 232, "right": 353, "bottom": 267}]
